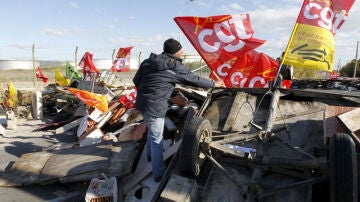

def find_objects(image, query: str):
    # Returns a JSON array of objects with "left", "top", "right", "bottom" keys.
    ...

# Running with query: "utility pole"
[{"left": 353, "top": 41, "right": 359, "bottom": 78}]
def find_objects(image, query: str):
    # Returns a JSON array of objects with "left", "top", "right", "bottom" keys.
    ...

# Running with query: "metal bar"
[
  {"left": 209, "top": 142, "right": 247, "bottom": 158},
  {"left": 205, "top": 154, "right": 248, "bottom": 196},
  {"left": 211, "top": 132, "right": 259, "bottom": 145},
  {"left": 258, "top": 175, "right": 328, "bottom": 199},
  {"left": 264, "top": 89, "right": 281, "bottom": 135}
]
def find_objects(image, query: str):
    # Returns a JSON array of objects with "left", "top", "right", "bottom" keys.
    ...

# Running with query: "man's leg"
[{"left": 143, "top": 114, "right": 165, "bottom": 181}]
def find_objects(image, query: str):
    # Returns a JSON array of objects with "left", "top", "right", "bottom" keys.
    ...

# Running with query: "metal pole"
[
  {"left": 32, "top": 44, "right": 36, "bottom": 88},
  {"left": 75, "top": 46, "right": 78, "bottom": 67},
  {"left": 138, "top": 51, "right": 142, "bottom": 67},
  {"left": 353, "top": 41, "right": 359, "bottom": 78},
  {"left": 112, "top": 48, "right": 116, "bottom": 62}
]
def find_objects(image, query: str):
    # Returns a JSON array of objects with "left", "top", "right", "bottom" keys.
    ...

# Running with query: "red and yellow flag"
[
  {"left": 283, "top": 0, "right": 355, "bottom": 72},
  {"left": 67, "top": 88, "right": 108, "bottom": 112}
]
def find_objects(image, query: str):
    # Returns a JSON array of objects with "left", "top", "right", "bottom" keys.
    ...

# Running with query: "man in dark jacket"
[{"left": 133, "top": 38, "right": 224, "bottom": 182}]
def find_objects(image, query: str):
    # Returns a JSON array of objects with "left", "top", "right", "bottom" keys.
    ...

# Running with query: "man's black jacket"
[{"left": 133, "top": 52, "right": 214, "bottom": 118}]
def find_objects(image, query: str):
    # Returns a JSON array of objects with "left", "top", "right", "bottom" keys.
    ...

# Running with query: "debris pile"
[{"left": 0, "top": 70, "right": 209, "bottom": 201}]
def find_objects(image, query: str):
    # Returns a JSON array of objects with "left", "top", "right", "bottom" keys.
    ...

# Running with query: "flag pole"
[
  {"left": 272, "top": 0, "right": 305, "bottom": 88},
  {"left": 272, "top": 22, "right": 299, "bottom": 88}
]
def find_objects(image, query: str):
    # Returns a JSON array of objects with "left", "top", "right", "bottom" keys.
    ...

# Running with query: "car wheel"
[
  {"left": 181, "top": 117, "right": 212, "bottom": 177},
  {"left": 329, "top": 133, "right": 358, "bottom": 202}
]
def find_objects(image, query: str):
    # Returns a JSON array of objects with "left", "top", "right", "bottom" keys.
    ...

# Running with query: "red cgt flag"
[
  {"left": 78, "top": 52, "right": 99, "bottom": 74},
  {"left": 223, "top": 50, "right": 279, "bottom": 88},
  {"left": 174, "top": 14, "right": 268, "bottom": 88},
  {"left": 35, "top": 66, "right": 48, "bottom": 83},
  {"left": 111, "top": 47, "right": 133, "bottom": 72}
]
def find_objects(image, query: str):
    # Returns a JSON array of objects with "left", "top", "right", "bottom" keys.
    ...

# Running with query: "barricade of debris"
[
  {"left": 0, "top": 70, "right": 209, "bottom": 201},
  {"left": 291, "top": 77, "right": 360, "bottom": 91}
]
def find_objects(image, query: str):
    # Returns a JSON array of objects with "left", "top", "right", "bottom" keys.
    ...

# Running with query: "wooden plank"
[
  {"left": 55, "top": 118, "right": 82, "bottom": 134},
  {"left": 324, "top": 105, "right": 354, "bottom": 139},
  {"left": 338, "top": 108, "right": 360, "bottom": 133},
  {"left": 0, "top": 143, "right": 125, "bottom": 186},
  {"left": 0, "top": 152, "right": 52, "bottom": 186},
  {"left": 39, "top": 144, "right": 112, "bottom": 183},
  {"left": 337, "top": 108, "right": 360, "bottom": 146},
  {"left": 160, "top": 174, "right": 198, "bottom": 202},
  {"left": 122, "top": 140, "right": 182, "bottom": 193}
]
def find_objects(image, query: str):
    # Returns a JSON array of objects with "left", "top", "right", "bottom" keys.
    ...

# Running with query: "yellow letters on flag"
[
  {"left": 55, "top": 67, "right": 71, "bottom": 86},
  {"left": 67, "top": 87, "right": 108, "bottom": 112}
]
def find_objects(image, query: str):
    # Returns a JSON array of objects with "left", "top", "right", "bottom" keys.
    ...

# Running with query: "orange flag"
[{"left": 67, "top": 88, "right": 108, "bottom": 112}]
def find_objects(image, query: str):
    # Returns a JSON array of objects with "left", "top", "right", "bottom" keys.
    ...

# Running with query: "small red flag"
[
  {"left": 78, "top": 52, "right": 99, "bottom": 74},
  {"left": 111, "top": 47, "right": 133, "bottom": 72},
  {"left": 35, "top": 66, "right": 48, "bottom": 83},
  {"left": 119, "top": 87, "right": 137, "bottom": 108}
]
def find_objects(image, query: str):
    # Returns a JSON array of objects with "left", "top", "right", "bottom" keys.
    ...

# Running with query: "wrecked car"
[{"left": 175, "top": 86, "right": 360, "bottom": 202}]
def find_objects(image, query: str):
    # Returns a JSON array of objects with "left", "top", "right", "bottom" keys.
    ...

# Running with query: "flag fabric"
[
  {"left": 55, "top": 67, "right": 71, "bottom": 86},
  {"left": 66, "top": 62, "right": 82, "bottom": 79},
  {"left": 119, "top": 87, "right": 137, "bottom": 109},
  {"left": 7, "top": 81, "right": 18, "bottom": 108},
  {"left": 67, "top": 87, "right": 108, "bottom": 112},
  {"left": 223, "top": 50, "right": 280, "bottom": 88},
  {"left": 111, "top": 47, "right": 133, "bottom": 72},
  {"left": 329, "top": 71, "right": 340, "bottom": 79},
  {"left": 283, "top": 0, "right": 355, "bottom": 72},
  {"left": 78, "top": 52, "right": 99, "bottom": 74},
  {"left": 175, "top": 14, "right": 275, "bottom": 88},
  {"left": 35, "top": 66, "right": 48, "bottom": 83}
]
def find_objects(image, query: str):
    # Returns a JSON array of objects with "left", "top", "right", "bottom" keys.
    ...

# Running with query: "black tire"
[
  {"left": 329, "top": 133, "right": 358, "bottom": 202},
  {"left": 181, "top": 117, "right": 212, "bottom": 177}
]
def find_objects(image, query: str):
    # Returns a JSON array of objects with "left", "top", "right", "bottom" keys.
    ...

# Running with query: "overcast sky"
[{"left": 0, "top": 0, "right": 359, "bottom": 69}]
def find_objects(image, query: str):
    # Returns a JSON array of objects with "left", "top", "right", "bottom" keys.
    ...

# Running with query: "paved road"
[{"left": 0, "top": 118, "right": 85, "bottom": 202}]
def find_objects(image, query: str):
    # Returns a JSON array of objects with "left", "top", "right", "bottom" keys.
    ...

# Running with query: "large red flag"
[
  {"left": 111, "top": 47, "right": 133, "bottom": 72},
  {"left": 175, "top": 14, "right": 272, "bottom": 88},
  {"left": 283, "top": 0, "right": 355, "bottom": 71},
  {"left": 78, "top": 52, "right": 99, "bottom": 74},
  {"left": 35, "top": 66, "right": 48, "bottom": 83}
]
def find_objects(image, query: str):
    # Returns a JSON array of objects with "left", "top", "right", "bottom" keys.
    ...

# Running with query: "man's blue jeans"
[{"left": 142, "top": 113, "right": 165, "bottom": 179}]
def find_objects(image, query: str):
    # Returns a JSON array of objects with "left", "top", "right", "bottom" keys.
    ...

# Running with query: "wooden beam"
[
  {"left": 55, "top": 118, "right": 82, "bottom": 134},
  {"left": 122, "top": 140, "right": 182, "bottom": 193}
]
